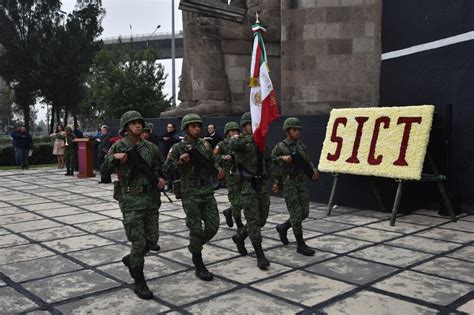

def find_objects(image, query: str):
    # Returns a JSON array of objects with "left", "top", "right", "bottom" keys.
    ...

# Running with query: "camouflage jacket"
[
  {"left": 163, "top": 137, "right": 218, "bottom": 196},
  {"left": 229, "top": 133, "right": 273, "bottom": 194},
  {"left": 214, "top": 137, "right": 239, "bottom": 186},
  {"left": 271, "top": 138, "right": 317, "bottom": 184},
  {"left": 101, "top": 136, "right": 163, "bottom": 212}
]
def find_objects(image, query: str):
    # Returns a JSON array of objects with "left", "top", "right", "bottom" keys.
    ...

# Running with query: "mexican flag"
[{"left": 249, "top": 21, "right": 279, "bottom": 152}]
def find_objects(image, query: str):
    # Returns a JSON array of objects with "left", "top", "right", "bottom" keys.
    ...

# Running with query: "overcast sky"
[{"left": 38, "top": 0, "right": 183, "bottom": 123}]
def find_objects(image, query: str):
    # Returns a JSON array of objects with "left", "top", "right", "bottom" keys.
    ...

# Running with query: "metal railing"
[{"left": 100, "top": 30, "right": 184, "bottom": 43}]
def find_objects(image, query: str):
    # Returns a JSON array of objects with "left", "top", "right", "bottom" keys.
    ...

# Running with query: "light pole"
[
  {"left": 171, "top": 0, "right": 176, "bottom": 107},
  {"left": 147, "top": 25, "right": 161, "bottom": 47}
]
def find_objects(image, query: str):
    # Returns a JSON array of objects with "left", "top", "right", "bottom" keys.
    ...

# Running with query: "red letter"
[
  {"left": 327, "top": 117, "right": 347, "bottom": 161},
  {"left": 346, "top": 117, "right": 369, "bottom": 164},
  {"left": 368, "top": 116, "right": 390, "bottom": 165},
  {"left": 393, "top": 117, "right": 422, "bottom": 166}
]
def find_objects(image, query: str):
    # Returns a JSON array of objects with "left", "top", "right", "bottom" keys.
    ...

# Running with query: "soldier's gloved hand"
[
  {"left": 224, "top": 155, "right": 232, "bottom": 161},
  {"left": 157, "top": 178, "right": 166, "bottom": 190},
  {"left": 311, "top": 170, "right": 320, "bottom": 181},
  {"left": 178, "top": 153, "right": 190, "bottom": 164},
  {"left": 281, "top": 155, "right": 292, "bottom": 163},
  {"left": 114, "top": 153, "right": 128, "bottom": 164},
  {"left": 272, "top": 183, "right": 279, "bottom": 193},
  {"left": 217, "top": 168, "right": 225, "bottom": 180}
]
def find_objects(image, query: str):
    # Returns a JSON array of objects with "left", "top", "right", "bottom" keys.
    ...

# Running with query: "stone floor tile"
[
  {"left": 56, "top": 288, "right": 170, "bottom": 314},
  {"left": 0, "top": 244, "right": 55, "bottom": 265},
  {"left": 159, "top": 219, "right": 189, "bottom": 233},
  {"left": 23, "top": 270, "right": 119, "bottom": 303},
  {"left": 366, "top": 221, "right": 429, "bottom": 234},
  {"left": 447, "top": 246, "right": 474, "bottom": 262},
  {"left": 439, "top": 220, "right": 474, "bottom": 233},
  {"left": 397, "top": 214, "right": 452, "bottom": 226},
  {"left": 209, "top": 256, "right": 291, "bottom": 284},
  {"left": 207, "top": 227, "right": 237, "bottom": 241},
  {"left": 0, "top": 255, "right": 82, "bottom": 283},
  {"left": 55, "top": 213, "right": 110, "bottom": 225},
  {"left": 0, "top": 280, "right": 6, "bottom": 287},
  {"left": 161, "top": 210, "right": 187, "bottom": 219},
  {"left": 22, "top": 226, "right": 86, "bottom": 242},
  {"left": 186, "top": 288, "right": 303, "bottom": 314},
  {"left": 154, "top": 234, "right": 189, "bottom": 252},
  {"left": 97, "top": 209, "right": 123, "bottom": 219},
  {"left": 265, "top": 245, "right": 336, "bottom": 268},
  {"left": 413, "top": 257, "right": 474, "bottom": 284},
  {"left": 304, "top": 219, "right": 355, "bottom": 233},
  {"left": 3, "top": 212, "right": 44, "bottom": 225},
  {"left": 68, "top": 244, "right": 130, "bottom": 266},
  {"left": 99, "top": 255, "right": 188, "bottom": 283},
  {"left": 42, "top": 235, "right": 114, "bottom": 253},
  {"left": 36, "top": 207, "right": 86, "bottom": 218},
  {"left": 0, "top": 228, "right": 10, "bottom": 236},
  {"left": 0, "top": 233, "right": 29, "bottom": 248},
  {"left": 374, "top": 270, "right": 473, "bottom": 306},
  {"left": 0, "top": 206, "right": 26, "bottom": 215},
  {"left": 252, "top": 270, "right": 354, "bottom": 306},
  {"left": 415, "top": 228, "right": 474, "bottom": 244},
  {"left": 210, "top": 236, "right": 282, "bottom": 253},
  {"left": 266, "top": 213, "right": 291, "bottom": 224},
  {"left": 2, "top": 219, "right": 63, "bottom": 233},
  {"left": 458, "top": 299, "right": 474, "bottom": 314},
  {"left": 98, "top": 229, "right": 128, "bottom": 242},
  {"left": 80, "top": 202, "right": 119, "bottom": 211},
  {"left": 306, "top": 235, "right": 372, "bottom": 254},
  {"left": 350, "top": 245, "right": 432, "bottom": 267},
  {"left": 261, "top": 227, "right": 322, "bottom": 242},
  {"left": 148, "top": 270, "right": 235, "bottom": 306},
  {"left": 307, "top": 256, "right": 398, "bottom": 285},
  {"left": 385, "top": 235, "right": 461, "bottom": 254},
  {"left": 73, "top": 219, "right": 123, "bottom": 234},
  {"left": 22, "top": 202, "right": 66, "bottom": 211},
  {"left": 460, "top": 215, "right": 474, "bottom": 222},
  {"left": 324, "top": 214, "right": 381, "bottom": 226},
  {"left": 9, "top": 197, "right": 50, "bottom": 205},
  {"left": 0, "top": 287, "right": 37, "bottom": 313},
  {"left": 336, "top": 227, "right": 403, "bottom": 243},
  {"left": 160, "top": 244, "right": 239, "bottom": 266},
  {"left": 322, "top": 290, "right": 437, "bottom": 315},
  {"left": 353, "top": 210, "right": 392, "bottom": 219}
]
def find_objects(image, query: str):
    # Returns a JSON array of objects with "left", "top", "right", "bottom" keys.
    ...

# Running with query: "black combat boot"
[
  {"left": 232, "top": 231, "right": 248, "bottom": 256},
  {"left": 148, "top": 243, "right": 161, "bottom": 252},
  {"left": 122, "top": 254, "right": 135, "bottom": 279},
  {"left": 276, "top": 220, "right": 291, "bottom": 245},
  {"left": 252, "top": 242, "right": 270, "bottom": 270},
  {"left": 295, "top": 233, "right": 315, "bottom": 256},
  {"left": 234, "top": 216, "right": 244, "bottom": 232},
  {"left": 132, "top": 265, "right": 153, "bottom": 299},
  {"left": 192, "top": 252, "right": 214, "bottom": 281},
  {"left": 65, "top": 168, "right": 71, "bottom": 176},
  {"left": 223, "top": 208, "right": 234, "bottom": 227}
]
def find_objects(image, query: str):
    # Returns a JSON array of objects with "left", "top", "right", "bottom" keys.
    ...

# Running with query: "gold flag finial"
[{"left": 255, "top": 12, "right": 260, "bottom": 24}]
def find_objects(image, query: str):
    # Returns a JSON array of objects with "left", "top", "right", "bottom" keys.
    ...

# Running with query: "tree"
[
  {"left": 0, "top": 0, "right": 60, "bottom": 132},
  {"left": 39, "top": 0, "right": 104, "bottom": 133},
  {"left": 83, "top": 44, "right": 170, "bottom": 120}
]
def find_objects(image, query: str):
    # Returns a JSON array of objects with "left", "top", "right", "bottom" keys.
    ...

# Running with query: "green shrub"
[
  {"left": 0, "top": 143, "right": 56, "bottom": 166},
  {"left": 0, "top": 135, "right": 53, "bottom": 146}
]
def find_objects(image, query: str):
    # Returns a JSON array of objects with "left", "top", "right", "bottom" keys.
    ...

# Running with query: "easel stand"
[{"left": 326, "top": 154, "right": 458, "bottom": 226}]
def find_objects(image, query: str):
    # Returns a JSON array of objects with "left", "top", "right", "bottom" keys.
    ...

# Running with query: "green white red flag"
[{"left": 249, "top": 20, "right": 279, "bottom": 152}]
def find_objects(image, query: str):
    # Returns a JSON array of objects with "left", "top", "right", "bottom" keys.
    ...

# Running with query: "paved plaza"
[{"left": 0, "top": 168, "right": 473, "bottom": 314}]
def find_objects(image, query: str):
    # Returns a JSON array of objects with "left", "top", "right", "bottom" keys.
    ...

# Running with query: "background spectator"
[
  {"left": 10, "top": 127, "right": 21, "bottom": 166},
  {"left": 204, "top": 124, "right": 223, "bottom": 149},
  {"left": 147, "top": 122, "right": 161, "bottom": 147},
  {"left": 50, "top": 125, "right": 66, "bottom": 168},
  {"left": 13, "top": 127, "right": 33, "bottom": 170},
  {"left": 161, "top": 122, "right": 179, "bottom": 157},
  {"left": 97, "top": 125, "right": 112, "bottom": 170}
]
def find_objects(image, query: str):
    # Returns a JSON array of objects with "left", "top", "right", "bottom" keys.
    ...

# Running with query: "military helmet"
[
  {"left": 224, "top": 121, "right": 240, "bottom": 134},
  {"left": 119, "top": 110, "right": 145, "bottom": 135},
  {"left": 283, "top": 117, "right": 302, "bottom": 131},
  {"left": 143, "top": 122, "right": 153, "bottom": 133},
  {"left": 240, "top": 112, "right": 252, "bottom": 127},
  {"left": 181, "top": 113, "right": 203, "bottom": 131}
]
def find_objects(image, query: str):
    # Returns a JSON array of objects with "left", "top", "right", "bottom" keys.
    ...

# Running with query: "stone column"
[{"left": 280, "top": 0, "right": 382, "bottom": 115}]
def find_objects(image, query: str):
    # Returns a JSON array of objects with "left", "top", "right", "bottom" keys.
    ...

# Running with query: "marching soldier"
[
  {"left": 230, "top": 112, "right": 273, "bottom": 270},
  {"left": 214, "top": 122, "right": 243, "bottom": 231},
  {"left": 271, "top": 117, "right": 320, "bottom": 256},
  {"left": 101, "top": 111, "right": 165, "bottom": 299},
  {"left": 163, "top": 113, "right": 224, "bottom": 281}
]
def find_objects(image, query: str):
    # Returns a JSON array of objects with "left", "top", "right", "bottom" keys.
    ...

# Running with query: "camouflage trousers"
[
  {"left": 122, "top": 208, "right": 159, "bottom": 267},
  {"left": 227, "top": 179, "right": 242, "bottom": 220},
  {"left": 239, "top": 191, "right": 270, "bottom": 245},
  {"left": 282, "top": 179, "right": 309, "bottom": 235},
  {"left": 182, "top": 193, "right": 219, "bottom": 253}
]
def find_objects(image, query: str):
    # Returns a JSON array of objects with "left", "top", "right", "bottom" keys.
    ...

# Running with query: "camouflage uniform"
[
  {"left": 64, "top": 127, "right": 76, "bottom": 176},
  {"left": 272, "top": 117, "right": 317, "bottom": 256},
  {"left": 101, "top": 111, "right": 163, "bottom": 299},
  {"left": 214, "top": 122, "right": 243, "bottom": 231},
  {"left": 163, "top": 113, "right": 220, "bottom": 281},
  {"left": 230, "top": 112, "right": 273, "bottom": 270}
]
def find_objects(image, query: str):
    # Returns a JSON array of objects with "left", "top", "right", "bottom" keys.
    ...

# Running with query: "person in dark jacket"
[
  {"left": 11, "top": 127, "right": 21, "bottom": 165},
  {"left": 146, "top": 122, "right": 161, "bottom": 148},
  {"left": 12, "top": 127, "right": 33, "bottom": 170},
  {"left": 204, "top": 124, "right": 223, "bottom": 149},
  {"left": 161, "top": 123, "right": 179, "bottom": 157},
  {"left": 97, "top": 125, "right": 112, "bottom": 169}
]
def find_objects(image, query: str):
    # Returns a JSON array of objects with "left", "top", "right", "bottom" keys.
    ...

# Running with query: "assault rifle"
[
  {"left": 290, "top": 151, "right": 315, "bottom": 178},
  {"left": 125, "top": 145, "right": 173, "bottom": 202},
  {"left": 185, "top": 146, "right": 219, "bottom": 178}
]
